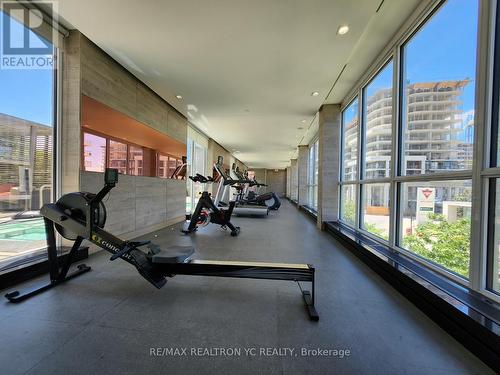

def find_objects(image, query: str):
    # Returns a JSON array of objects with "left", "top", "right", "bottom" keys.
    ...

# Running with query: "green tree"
[
  {"left": 403, "top": 213, "right": 470, "bottom": 277},
  {"left": 343, "top": 200, "right": 356, "bottom": 225},
  {"left": 343, "top": 200, "right": 389, "bottom": 240}
]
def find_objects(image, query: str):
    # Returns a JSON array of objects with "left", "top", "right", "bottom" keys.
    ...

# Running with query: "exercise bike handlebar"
[
  {"left": 224, "top": 178, "right": 253, "bottom": 186},
  {"left": 189, "top": 174, "right": 214, "bottom": 183}
]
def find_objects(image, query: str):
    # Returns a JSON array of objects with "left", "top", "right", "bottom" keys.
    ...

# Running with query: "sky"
[
  {"left": 405, "top": 0, "right": 479, "bottom": 112},
  {"left": 0, "top": 0, "right": 479, "bottom": 128},
  {"left": 0, "top": 11, "right": 54, "bottom": 126},
  {"left": 342, "top": 0, "right": 478, "bottom": 127}
]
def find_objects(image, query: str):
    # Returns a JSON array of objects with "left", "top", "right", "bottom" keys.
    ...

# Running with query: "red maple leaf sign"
[{"left": 422, "top": 189, "right": 433, "bottom": 199}]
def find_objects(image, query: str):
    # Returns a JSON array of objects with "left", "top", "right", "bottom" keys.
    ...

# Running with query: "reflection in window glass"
[
  {"left": 362, "top": 183, "right": 390, "bottom": 240},
  {"left": 168, "top": 157, "right": 177, "bottom": 178},
  {"left": 83, "top": 133, "right": 106, "bottom": 172},
  {"left": 109, "top": 140, "right": 127, "bottom": 174},
  {"left": 187, "top": 142, "right": 207, "bottom": 212},
  {"left": 158, "top": 154, "right": 168, "bottom": 178},
  {"left": 363, "top": 62, "right": 393, "bottom": 179},
  {"left": 128, "top": 145, "right": 143, "bottom": 176},
  {"left": 400, "top": 179, "right": 472, "bottom": 278},
  {"left": 342, "top": 99, "right": 359, "bottom": 181},
  {"left": 497, "top": 94, "right": 500, "bottom": 166},
  {"left": 401, "top": 0, "right": 478, "bottom": 175},
  {"left": 0, "top": 10, "right": 56, "bottom": 271},
  {"left": 314, "top": 140, "right": 319, "bottom": 209},
  {"left": 307, "top": 140, "right": 319, "bottom": 210},
  {"left": 491, "top": 180, "right": 500, "bottom": 294},
  {"left": 341, "top": 184, "right": 356, "bottom": 226}
]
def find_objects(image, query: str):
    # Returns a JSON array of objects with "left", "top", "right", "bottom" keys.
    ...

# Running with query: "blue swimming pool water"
[{"left": 0, "top": 219, "right": 46, "bottom": 241}]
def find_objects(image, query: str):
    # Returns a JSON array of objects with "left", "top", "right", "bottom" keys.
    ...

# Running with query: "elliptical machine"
[
  {"left": 232, "top": 164, "right": 281, "bottom": 210},
  {"left": 182, "top": 157, "right": 241, "bottom": 236}
]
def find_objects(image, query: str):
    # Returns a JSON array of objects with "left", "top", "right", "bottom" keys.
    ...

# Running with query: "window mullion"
[
  {"left": 469, "top": 0, "right": 496, "bottom": 291},
  {"left": 357, "top": 88, "right": 364, "bottom": 229},
  {"left": 389, "top": 45, "right": 401, "bottom": 248}
]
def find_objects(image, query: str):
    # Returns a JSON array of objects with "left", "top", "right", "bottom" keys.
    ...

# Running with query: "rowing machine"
[{"left": 5, "top": 169, "right": 319, "bottom": 321}]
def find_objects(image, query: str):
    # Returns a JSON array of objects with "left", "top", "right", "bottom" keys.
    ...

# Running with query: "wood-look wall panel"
[
  {"left": 79, "top": 33, "right": 185, "bottom": 145},
  {"left": 167, "top": 108, "right": 187, "bottom": 144},
  {"left": 136, "top": 84, "right": 167, "bottom": 133},
  {"left": 80, "top": 39, "right": 137, "bottom": 119},
  {"left": 266, "top": 169, "right": 286, "bottom": 198},
  {"left": 64, "top": 31, "right": 189, "bottom": 236}
]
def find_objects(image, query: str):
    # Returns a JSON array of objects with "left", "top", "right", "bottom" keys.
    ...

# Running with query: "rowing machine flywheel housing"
[{"left": 54, "top": 192, "right": 107, "bottom": 240}]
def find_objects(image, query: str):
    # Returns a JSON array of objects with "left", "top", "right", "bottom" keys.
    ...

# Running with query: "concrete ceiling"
[{"left": 55, "top": 0, "right": 420, "bottom": 168}]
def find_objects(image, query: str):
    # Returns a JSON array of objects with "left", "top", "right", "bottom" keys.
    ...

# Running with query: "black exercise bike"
[{"left": 182, "top": 173, "right": 241, "bottom": 237}]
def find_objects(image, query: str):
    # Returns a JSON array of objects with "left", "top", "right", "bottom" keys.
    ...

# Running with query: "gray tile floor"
[{"left": 0, "top": 201, "right": 493, "bottom": 375}]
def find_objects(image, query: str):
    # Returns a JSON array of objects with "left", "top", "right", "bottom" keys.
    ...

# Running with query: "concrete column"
[
  {"left": 317, "top": 104, "right": 341, "bottom": 229},
  {"left": 61, "top": 31, "right": 82, "bottom": 195},
  {"left": 297, "top": 145, "right": 308, "bottom": 206},
  {"left": 290, "top": 159, "right": 298, "bottom": 201}
]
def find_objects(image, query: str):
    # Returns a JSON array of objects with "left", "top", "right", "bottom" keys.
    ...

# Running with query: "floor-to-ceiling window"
[
  {"left": 339, "top": 0, "right": 479, "bottom": 283},
  {"left": 361, "top": 61, "right": 393, "bottom": 241},
  {"left": 398, "top": 0, "right": 477, "bottom": 279},
  {"left": 307, "top": 138, "right": 319, "bottom": 210},
  {"left": 0, "top": 8, "right": 58, "bottom": 271},
  {"left": 340, "top": 98, "right": 359, "bottom": 225},
  {"left": 487, "top": 0, "right": 500, "bottom": 296},
  {"left": 186, "top": 137, "right": 207, "bottom": 213}
]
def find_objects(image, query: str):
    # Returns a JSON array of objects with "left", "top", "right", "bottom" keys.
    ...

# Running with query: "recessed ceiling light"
[
  {"left": 337, "top": 25, "right": 349, "bottom": 35},
  {"left": 301, "top": 119, "right": 306, "bottom": 123},
  {"left": 176, "top": 94, "right": 183, "bottom": 99},
  {"left": 311, "top": 91, "right": 320, "bottom": 97}
]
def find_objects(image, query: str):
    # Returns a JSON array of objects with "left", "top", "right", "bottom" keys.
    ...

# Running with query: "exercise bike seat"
[{"left": 151, "top": 245, "right": 195, "bottom": 264}]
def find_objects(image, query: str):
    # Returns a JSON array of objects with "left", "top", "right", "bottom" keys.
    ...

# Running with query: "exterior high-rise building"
[
  {"left": 402, "top": 80, "right": 471, "bottom": 174},
  {"left": 0, "top": 113, "right": 53, "bottom": 211},
  {"left": 344, "top": 80, "right": 473, "bottom": 212}
]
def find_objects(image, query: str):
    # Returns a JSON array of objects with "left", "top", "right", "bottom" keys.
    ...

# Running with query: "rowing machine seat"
[{"left": 151, "top": 245, "right": 195, "bottom": 264}]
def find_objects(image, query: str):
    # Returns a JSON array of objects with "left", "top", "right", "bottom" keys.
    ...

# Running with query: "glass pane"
[
  {"left": 0, "top": 10, "right": 56, "bottom": 271},
  {"left": 363, "top": 62, "right": 393, "bottom": 179},
  {"left": 314, "top": 140, "right": 319, "bottom": 186},
  {"left": 191, "top": 143, "right": 206, "bottom": 212},
  {"left": 400, "top": 179, "right": 472, "bottom": 278},
  {"left": 308, "top": 146, "right": 314, "bottom": 185},
  {"left": 83, "top": 133, "right": 106, "bottom": 172},
  {"left": 491, "top": 179, "right": 500, "bottom": 294},
  {"left": 313, "top": 186, "right": 318, "bottom": 211},
  {"left": 158, "top": 154, "right": 169, "bottom": 178},
  {"left": 341, "top": 184, "right": 356, "bottom": 226},
  {"left": 186, "top": 140, "right": 193, "bottom": 213},
  {"left": 168, "top": 157, "right": 177, "bottom": 178},
  {"left": 401, "top": 0, "right": 478, "bottom": 175},
  {"left": 109, "top": 140, "right": 127, "bottom": 174},
  {"left": 342, "top": 98, "right": 359, "bottom": 181},
  {"left": 362, "top": 183, "right": 390, "bottom": 240},
  {"left": 128, "top": 145, "right": 143, "bottom": 176}
]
